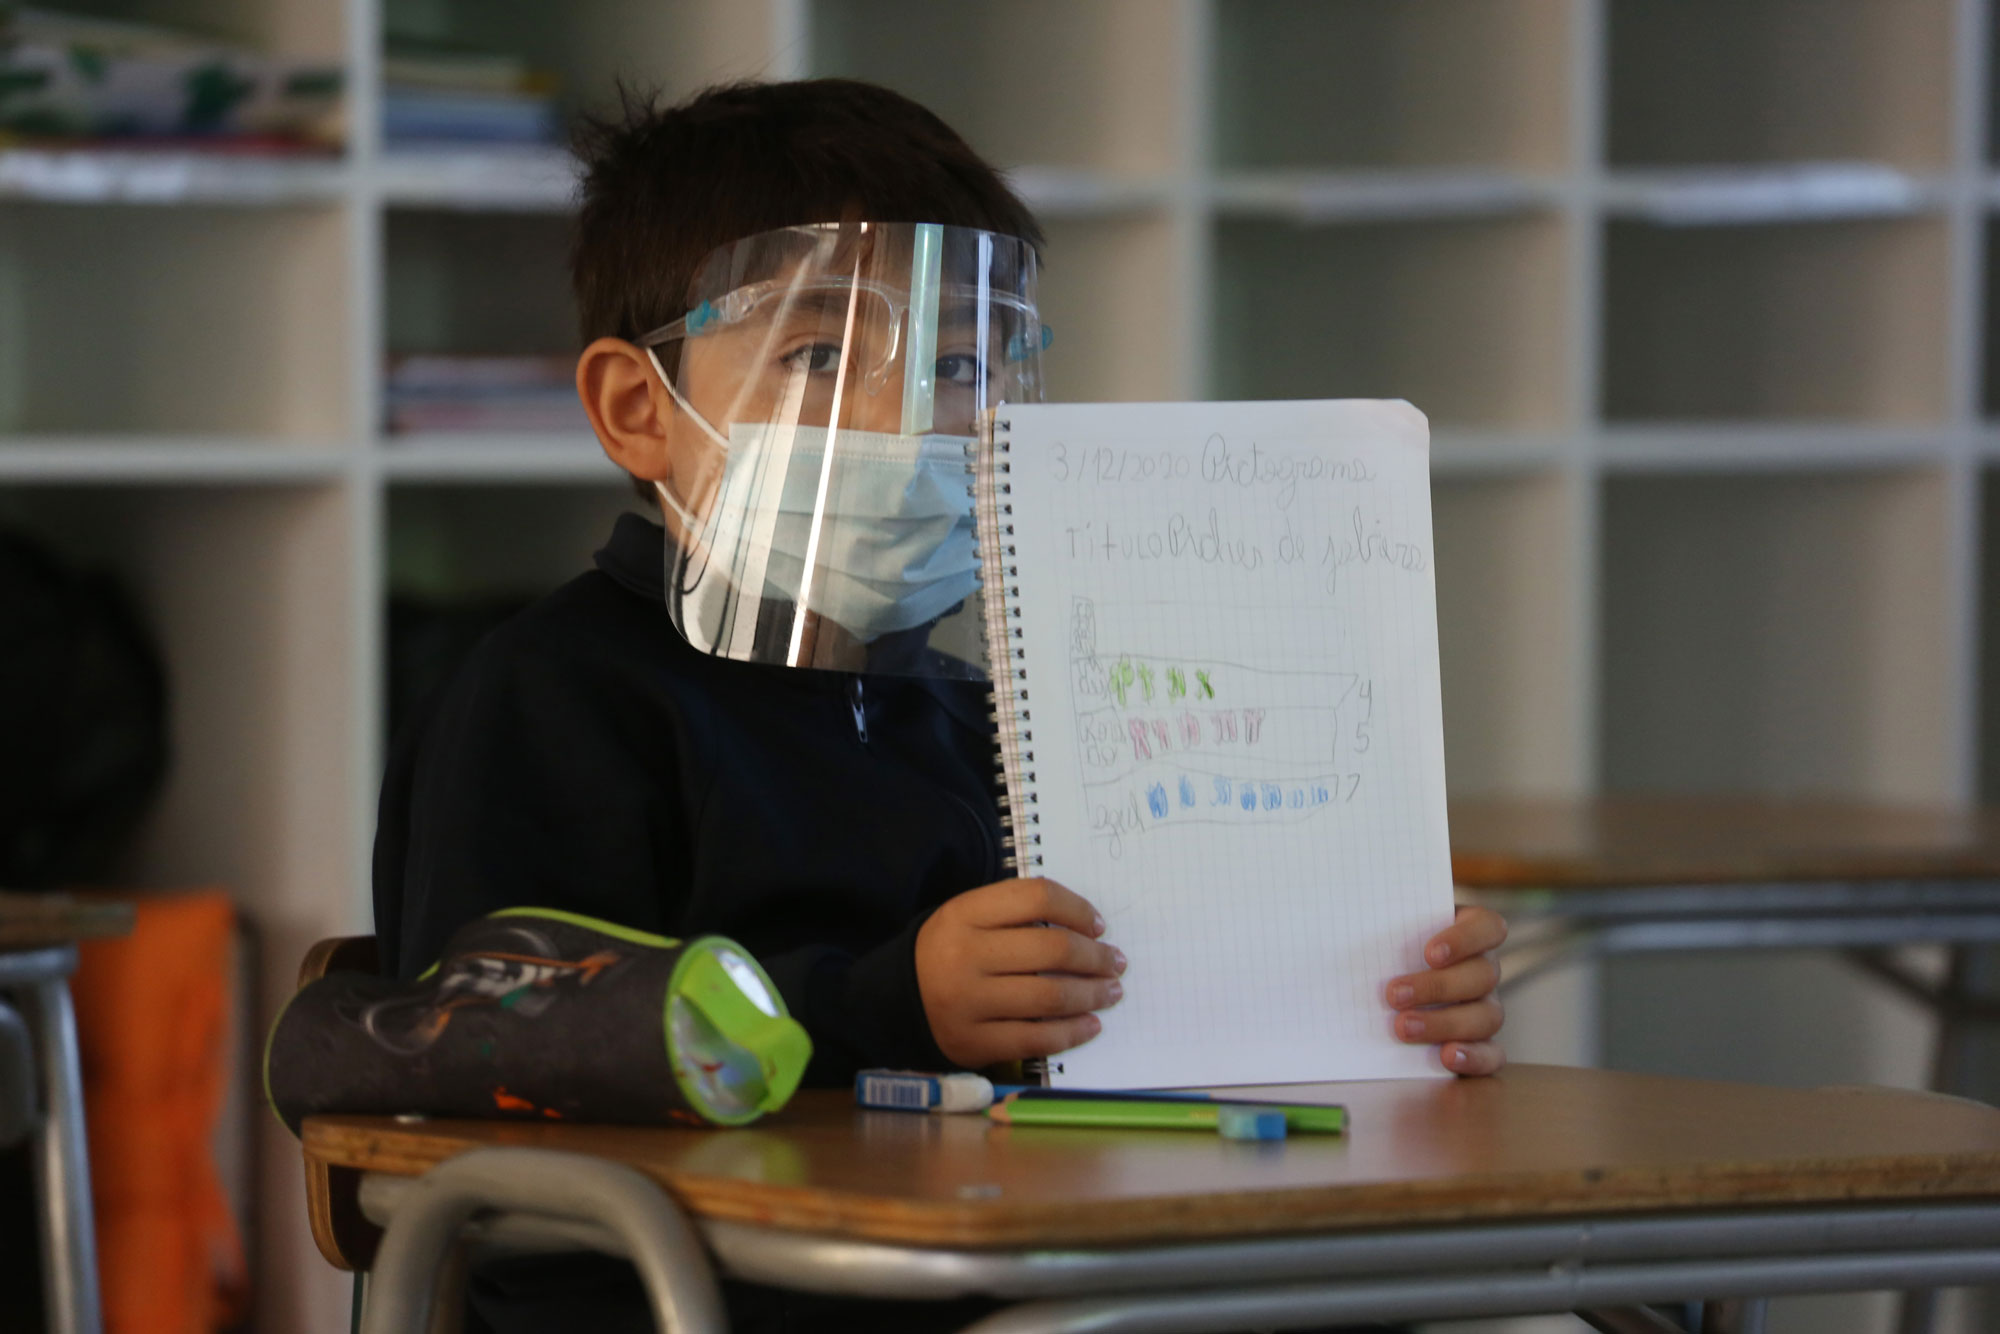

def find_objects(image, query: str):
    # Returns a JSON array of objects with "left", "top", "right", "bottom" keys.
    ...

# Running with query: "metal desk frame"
[
  {"left": 1473, "top": 878, "right": 2000, "bottom": 1086},
  {"left": 1474, "top": 876, "right": 2000, "bottom": 1334},
  {"left": 348, "top": 1147, "right": 2000, "bottom": 1334}
]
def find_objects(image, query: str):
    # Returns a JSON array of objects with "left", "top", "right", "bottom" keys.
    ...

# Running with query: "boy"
[{"left": 373, "top": 78, "right": 1505, "bottom": 1332}]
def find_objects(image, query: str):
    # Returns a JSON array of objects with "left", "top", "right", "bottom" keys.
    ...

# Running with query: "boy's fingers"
[
  {"left": 968, "top": 877, "right": 1104, "bottom": 937},
  {"left": 980, "top": 973, "right": 1123, "bottom": 1022},
  {"left": 1386, "top": 955, "right": 1498, "bottom": 1009},
  {"left": 1393, "top": 997, "right": 1503, "bottom": 1045},
  {"left": 1426, "top": 905, "right": 1507, "bottom": 966},
  {"left": 983, "top": 1013, "right": 1104, "bottom": 1061},
  {"left": 984, "top": 925, "right": 1124, "bottom": 977},
  {"left": 1441, "top": 1040, "right": 1506, "bottom": 1077}
]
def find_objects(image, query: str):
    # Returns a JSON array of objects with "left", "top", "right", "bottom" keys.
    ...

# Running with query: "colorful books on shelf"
[
  {"left": 0, "top": 7, "right": 343, "bottom": 148},
  {"left": 382, "top": 50, "right": 559, "bottom": 146},
  {"left": 384, "top": 354, "right": 588, "bottom": 436}
]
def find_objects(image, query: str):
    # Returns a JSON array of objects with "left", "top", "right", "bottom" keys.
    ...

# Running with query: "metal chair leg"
[
  {"left": 358, "top": 1147, "right": 725, "bottom": 1334},
  {"left": 0, "top": 997, "right": 38, "bottom": 1148},
  {"left": 8, "top": 951, "right": 103, "bottom": 1334}
]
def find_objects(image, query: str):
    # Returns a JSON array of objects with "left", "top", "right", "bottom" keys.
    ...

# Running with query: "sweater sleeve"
[
  {"left": 374, "top": 629, "right": 692, "bottom": 981},
  {"left": 372, "top": 624, "right": 954, "bottom": 1084},
  {"left": 756, "top": 913, "right": 954, "bottom": 1085}
]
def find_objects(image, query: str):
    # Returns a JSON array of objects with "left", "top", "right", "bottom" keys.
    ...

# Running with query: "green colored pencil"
[{"left": 987, "top": 1095, "right": 1345, "bottom": 1135}]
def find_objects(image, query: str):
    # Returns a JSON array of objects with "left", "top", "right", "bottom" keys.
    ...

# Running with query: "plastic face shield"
[{"left": 637, "top": 222, "right": 1045, "bottom": 680}]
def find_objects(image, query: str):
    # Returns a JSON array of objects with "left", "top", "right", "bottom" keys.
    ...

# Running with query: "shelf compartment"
[
  {"left": 0, "top": 202, "right": 348, "bottom": 438},
  {"left": 1434, "top": 473, "right": 1580, "bottom": 796},
  {"left": 1212, "top": 213, "right": 1568, "bottom": 426},
  {"left": 382, "top": 0, "right": 774, "bottom": 131},
  {"left": 0, "top": 480, "right": 358, "bottom": 891},
  {"left": 1212, "top": 0, "right": 1569, "bottom": 170},
  {"left": 387, "top": 479, "right": 635, "bottom": 600},
  {"left": 383, "top": 208, "right": 584, "bottom": 437},
  {"left": 1606, "top": 0, "right": 1953, "bottom": 168},
  {"left": 1602, "top": 217, "right": 1948, "bottom": 425},
  {"left": 1038, "top": 213, "right": 1181, "bottom": 404},
  {"left": 809, "top": 0, "right": 1178, "bottom": 172},
  {"left": 1601, "top": 470, "right": 1950, "bottom": 800},
  {"left": 385, "top": 480, "right": 639, "bottom": 741},
  {"left": 386, "top": 208, "right": 573, "bottom": 356}
]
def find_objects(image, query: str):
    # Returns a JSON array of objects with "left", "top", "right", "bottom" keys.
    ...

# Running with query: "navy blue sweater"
[
  {"left": 370, "top": 512, "right": 1012, "bottom": 1333},
  {"left": 373, "top": 511, "right": 1005, "bottom": 1083}
]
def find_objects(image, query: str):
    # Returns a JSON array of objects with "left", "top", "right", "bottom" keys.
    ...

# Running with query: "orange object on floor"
[{"left": 72, "top": 890, "right": 247, "bottom": 1334}]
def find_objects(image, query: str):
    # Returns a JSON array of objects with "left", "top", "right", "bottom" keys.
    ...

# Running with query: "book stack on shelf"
[
  {"left": 381, "top": 48, "right": 560, "bottom": 147},
  {"left": 384, "top": 354, "right": 584, "bottom": 436}
]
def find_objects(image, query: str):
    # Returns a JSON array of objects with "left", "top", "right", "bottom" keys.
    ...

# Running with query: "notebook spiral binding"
[
  {"left": 969, "top": 410, "right": 1044, "bottom": 879},
  {"left": 971, "top": 410, "right": 1050, "bottom": 1085}
]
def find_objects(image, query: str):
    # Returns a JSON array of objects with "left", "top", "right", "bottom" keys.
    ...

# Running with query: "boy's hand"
[
  {"left": 1387, "top": 905, "right": 1507, "bottom": 1076},
  {"left": 916, "top": 877, "right": 1125, "bottom": 1069}
]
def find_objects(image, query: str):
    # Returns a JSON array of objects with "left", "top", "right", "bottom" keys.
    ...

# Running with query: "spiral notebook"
[{"left": 973, "top": 399, "right": 1456, "bottom": 1089}]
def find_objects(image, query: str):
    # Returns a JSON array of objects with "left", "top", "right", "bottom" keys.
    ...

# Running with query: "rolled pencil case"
[{"left": 265, "top": 908, "right": 811, "bottom": 1131}]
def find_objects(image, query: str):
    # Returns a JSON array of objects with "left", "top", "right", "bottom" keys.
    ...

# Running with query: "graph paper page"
[{"left": 999, "top": 400, "right": 1454, "bottom": 1089}]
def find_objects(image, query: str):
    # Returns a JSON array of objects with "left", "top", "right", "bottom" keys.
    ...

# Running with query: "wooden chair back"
[{"left": 296, "top": 935, "right": 382, "bottom": 1272}]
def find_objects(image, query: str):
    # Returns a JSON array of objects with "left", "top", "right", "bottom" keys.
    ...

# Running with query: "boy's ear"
[{"left": 577, "top": 337, "right": 674, "bottom": 483}]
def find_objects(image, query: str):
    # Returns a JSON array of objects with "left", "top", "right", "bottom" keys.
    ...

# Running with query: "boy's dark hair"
[{"left": 570, "top": 78, "right": 1043, "bottom": 351}]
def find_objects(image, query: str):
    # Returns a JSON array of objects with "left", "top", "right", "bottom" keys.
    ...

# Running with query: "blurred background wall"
[{"left": 0, "top": 1, "right": 1990, "bottom": 1330}]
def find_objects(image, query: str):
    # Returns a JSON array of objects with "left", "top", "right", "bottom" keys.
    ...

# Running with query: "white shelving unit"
[{"left": 2, "top": 2, "right": 1992, "bottom": 1329}]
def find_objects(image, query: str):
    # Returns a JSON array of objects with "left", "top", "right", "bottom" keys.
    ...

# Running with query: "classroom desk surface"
[
  {"left": 303, "top": 1064, "right": 2000, "bottom": 1252},
  {"left": 0, "top": 891, "right": 134, "bottom": 951},
  {"left": 1448, "top": 796, "right": 2000, "bottom": 890}
]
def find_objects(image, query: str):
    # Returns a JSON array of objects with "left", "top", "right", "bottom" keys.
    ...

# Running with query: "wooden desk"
[
  {"left": 307, "top": 1066, "right": 2000, "bottom": 1332},
  {"left": 0, "top": 892, "right": 134, "bottom": 951},
  {"left": 0, "top": 893, "right": 134, "bottom": 1334},
  {"left": 1451, "top": 797, "right": 2000, "bottom": 1098},
  {"left": 1449, "top": 796, "right": 2000, "bottom": 890}
]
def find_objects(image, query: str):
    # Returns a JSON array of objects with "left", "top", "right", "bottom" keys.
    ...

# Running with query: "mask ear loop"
[{"left": 643, "top": 343, "right": 736, "bottom": 527}]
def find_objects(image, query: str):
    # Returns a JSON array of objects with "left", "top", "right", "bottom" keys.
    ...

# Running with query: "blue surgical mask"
[{"left": 649, "top": 351, "right": 980, "bottom": 643}]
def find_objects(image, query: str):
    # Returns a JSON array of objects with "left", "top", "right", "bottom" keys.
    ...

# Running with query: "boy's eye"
[
  {"left": 782, "top": 343, "right": 843, "bottom": 374},
  {"left": 935, "top": 354, "right": 983, "bottom": 388}
]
